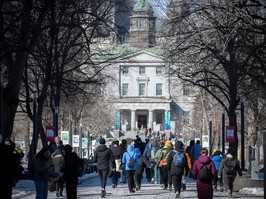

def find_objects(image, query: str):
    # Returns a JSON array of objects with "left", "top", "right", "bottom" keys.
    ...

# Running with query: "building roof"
[{"left": 133, "top": 0, "right": 153, "bottom": 13}]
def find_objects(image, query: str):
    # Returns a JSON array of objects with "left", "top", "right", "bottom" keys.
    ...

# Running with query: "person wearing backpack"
[
  {"left": 218, "top": 147, "right": 242, "bottom": 198},
  {"left": 189, "top": 140, "right": 202, "bottom": 166},
  {"left": 192, "top": 148, "right": 216, "bottom": 199},
  {"left": 211, "top": 150, "right": 224, "bottom": 192},
  {"left": 157, "top": 140, "right": 172, "bottom": 190},
  {"left": 167, "top": 141, "right": 189, "bottom": 198},
  {"left": 122, "top": 144, "right": 138, "bottom": 193},
  {"left": 134, "top": 148, "right": 147, "bottom": 190},
  {"left": 93, "top": 138, "right": 115, "bottom": 198},
  {"left": 147, "top": 140, "right": 160, "bottom": 184}
]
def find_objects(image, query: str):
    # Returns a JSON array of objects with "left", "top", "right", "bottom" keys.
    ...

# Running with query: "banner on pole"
[
  {"left": 61, "top": 131, "right": 69, "bottom": 145},
  {"left": 46, "top": 126, "right": 55, "bottom": 142},
  {"left": 72, "top": 135, "right": 79, "bottom": 147},
  {"left": 82, "top": 138, "right": 87, "bottom": 149},
  {"left": 226, "top": 126, "right": 235, "bottom": 142},
  {"left": 164, "top": 111, "right": 170, "bottom": 130},
  {"left": 114, "top": 111, "right": 120, "bottom": 129}
]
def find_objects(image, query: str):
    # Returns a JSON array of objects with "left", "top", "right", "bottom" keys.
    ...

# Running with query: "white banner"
[{"left": 72, "top": 135, "right": 79, "bottom": 147}]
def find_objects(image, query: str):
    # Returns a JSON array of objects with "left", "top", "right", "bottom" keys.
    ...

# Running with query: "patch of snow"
[{"left": 239, "top": 187, "right": 264, "bottom": 196}]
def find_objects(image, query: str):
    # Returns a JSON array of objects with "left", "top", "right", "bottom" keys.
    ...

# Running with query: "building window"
[
  {"left": 156, "top": 113, "right": 162, "bottom": 124},
  {"left": 156, "top": 84, "right": 162, "bottom": 96},
  {"left": 156, "top": 66, "right": 162, "bottom": 75},
  {"left": 122, "top": 66, "right": 128, "bottom": 74},
  {"left": 183, "top": 111, "right": 190, "bottom": 124},
  {"left": 139, "top": 83, "right": 145, "bottom": 96},
  {"left": 183, "top": 83, "right": 191, "bottom": 96},
  {"left": 139, "top": 66, "right": 145, "bottom": 75},
  {"left": 122, "top": 83, "right": 128, "bottom": 96}
]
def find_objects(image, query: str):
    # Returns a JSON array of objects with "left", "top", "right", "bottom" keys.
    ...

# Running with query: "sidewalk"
[{"left": 13, "top": 173, "right": 264, "bottom": 199}]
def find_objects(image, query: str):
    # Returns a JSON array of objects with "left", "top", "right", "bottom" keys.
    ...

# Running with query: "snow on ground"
[{"left": 239, "top": 187, "right": 264, "bottom": 196}]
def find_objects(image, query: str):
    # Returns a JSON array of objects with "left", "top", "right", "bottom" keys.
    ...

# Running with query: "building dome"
[{"left": 133, "top": 0, "right": 153, "bottom": 13}]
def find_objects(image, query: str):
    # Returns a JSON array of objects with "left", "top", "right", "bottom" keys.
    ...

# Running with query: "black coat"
[
  {"left": 93, "top": 144, "right": 115, "bottom": 171},
  {"left": 167, "top": 149, "right": 189, "bottom": 176},
  {"left": 63, "top": 151, "right": 78, "bottom": 180},
  {"left": 111, "top": 146, "right": 122, "bottom": 159}
]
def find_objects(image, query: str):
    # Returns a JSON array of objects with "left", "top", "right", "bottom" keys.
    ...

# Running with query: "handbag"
[
  {"left": 48, "top": 179, "right": 56, "bottom": 192},
  {"left": 115, "top": 159, "right": 121, "bottom": 171},
  {"left": 158, "top": 159, "right": 164, "bottom": 167}
]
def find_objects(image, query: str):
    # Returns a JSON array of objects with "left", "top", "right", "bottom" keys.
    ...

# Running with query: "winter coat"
[
  {"left": 211, "top": 155, "right": 223, "bottom": 171},
  {"left": 135, "top": 155, "right": 146, "bottom": 175},
  {"left": 147, "top": 141, "right": 159, "bottom": 161},
  {"left": 33, "top": 158, "right": 53, "bottom": 181},
  {"left": 111, "top": 145, "right": 122, "bottom": 159},
  {"left": 218, "top": 154, "right": 242, "bottom": 191},
  {"left": 52, "top": 153, "right": 64, "bottom": 181},
  {"left": 157, "top": 146, "right": 172, "bottom": 166},
  {"left": 192, "top": 155, "right": 216, "bottom": 199},
  {"left": 122, "top": 145, "right": 138, "bottom": 170},
  {"left": 93, "top": 144, "right": 115, "bottom": 171},
  {"left": 63, "top": 151, "right": 78, "bottom": 180},
  {"left": 167, "top": 148, "right": 189, "bottom": 176},
  {"left": 189, "top": 143, "right": 202, "bottom": 163}
]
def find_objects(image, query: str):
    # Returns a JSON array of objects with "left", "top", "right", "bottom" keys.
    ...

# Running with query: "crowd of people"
[
  {"left": 93, "top": 136, "right": 243, "bottom": 199},
  {"left": 0, "top": 134, "right": 243, "bottom": 199}
]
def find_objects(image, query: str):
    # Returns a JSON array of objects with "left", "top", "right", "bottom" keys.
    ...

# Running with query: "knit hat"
[
  {"left": 165, "top": 140, "right": 172, "bottom": 147},
  {"left": 175, "top": 141, "right": 184, "bottom": 149},
  {"left": 99, "top": 138, "right": 106, "bottom": 145},
  {"left": 64, "top": 144, "right": 73, "bottom": 152}
]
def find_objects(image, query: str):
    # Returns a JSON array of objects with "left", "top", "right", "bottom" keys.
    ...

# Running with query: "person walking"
[
  {"left": 119, "top": 139, "right": 127, "bottom": 184},
  {"left": 93, "top": 138, "right": 115, "bottom": 198},
  {"left": 110, "top": 140, "right": 121, "bottom": 188},
  {"left": 122, "top": 144, "right": 138, "bottom": 193},
  {"left": 33, "top": 147, "right": 54, "bottom": 199},
  {"left": 167, "top": 141, "right": 189, "bottom": 198},
  {"left": 134, "top": 148, "right": 146, "bottom": 190},
  {"left": 186, "top": 140, "right": 195, "bottom": 154},
  {"left": 157, "top": 140, "right": 172, "bottom": 190},
  {"left": 218, "top": 147, "right": 242, "bottom": 198},
  {"left": 0, "top": 137, "right": 21, "bottom": 199},
  {"left": 147, "top": 140, "right": 160, "bottom": 184},
  {"left": 211, "top": 150, "right": 224, "bottom": 192},
  {"left": 51, "top": 148, "right": 65, "bottom": 197},
  {"left": 62, "top": 144, "right": 79, "bottom": 199},
  {"left": 192, "top": 148, "right": 216, "bottom": 199},
  {"left": 189, "top": 140, "right": 202, "bottom": 166}
]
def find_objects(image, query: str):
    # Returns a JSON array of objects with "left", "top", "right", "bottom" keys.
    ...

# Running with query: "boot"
[
  {"left": 56, "top": 192, "right": 59, "bottom": 197},
  {"left": 182, "top": 183, "right": 186, "bottom": 191}
]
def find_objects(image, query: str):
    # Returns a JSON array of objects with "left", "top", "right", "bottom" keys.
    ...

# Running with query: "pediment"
[{"left": 117, "top": 50, "right": 165, "bottom": 63}]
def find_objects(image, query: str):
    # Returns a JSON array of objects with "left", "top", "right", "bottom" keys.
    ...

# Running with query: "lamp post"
[
  {"left": 68, "top": 114, "right": 72, "bottom": 145},
  {"left": 87, "top": 124, "right": 92, "bottom": 158},
  {"left": 0, "top": 68, "right": 3, "bottom": 137},
  {"left": 209, "top": 112, "right": 213, "bottom": 155},
  {"left": 222, "top": 108, "right": 225, "bottom": 155},
  {"left": 54, "top": 106, "right": 59, "bottom": 137},
  {"left": 79, "top": 123, "right": 83, "bottom": 158},
  {"left": 240, "top": 97, "right": 245, "bottom": 171},
  {"left": 33, "top": 91, "right": 38, "bottom": 154}
]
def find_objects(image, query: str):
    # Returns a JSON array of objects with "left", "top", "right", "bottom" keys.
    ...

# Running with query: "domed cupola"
[{"left": 128, "top": 0, "right": 156, "bottom": 48}]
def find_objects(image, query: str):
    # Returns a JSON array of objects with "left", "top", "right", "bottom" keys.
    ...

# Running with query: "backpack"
[
  {"left": 149, "top": 147, "right": 157, "bottom": 163},
  {"left": 198, "top": 163, "right": 211, "bottom": 181},
  {"left": 224, "top": 159, "right": 236, "bottom": 175},
  {"left": 76, "top": 157, "right": 85, "bottom": 177},
  {"left": 127, "top": 152, "right": 135, "bottom": 168},
  {"left": 172, "top": 150, "right": 185, "bottom": 167}
]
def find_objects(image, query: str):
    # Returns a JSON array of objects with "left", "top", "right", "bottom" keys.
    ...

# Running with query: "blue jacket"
[
  {"left": 122, "top": 144, "right": 138, "bottom": 170},
  {"left": 211, "top": 155, "right": 223, "bottom": 170},
  {"left": 189, "top": 144, "right": 202, "bottom": 163}
]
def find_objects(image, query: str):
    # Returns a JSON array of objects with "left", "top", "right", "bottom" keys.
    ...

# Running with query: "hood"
[
  {"left": 97, "top": 144, "right": 108, "bottom": 152},
  {"left": 127, "top": 144, "right": 134, "bottom": 152},
  {"left": 198, "top": 155, "right": 211, "bottom": 164},
  {"left": 226, "top": 154, "right": 233, "bottom": 159},
  {"left": 175, "top": 141, "right": 184, "bottom": 150},
  {"left": 134, "top": 148, "right": 140, "bottom": 156},
  {"left": 151, "top": 141, "right": 158, "bottom": 148}
]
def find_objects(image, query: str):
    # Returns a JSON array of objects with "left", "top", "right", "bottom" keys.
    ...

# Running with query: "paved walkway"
[{"left": 13, "top": 173, "right": 263, "bottom": 199}]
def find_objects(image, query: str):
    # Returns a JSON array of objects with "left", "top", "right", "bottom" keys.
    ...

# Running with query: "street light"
[
  {"left": 54, "top": 106, "right": 59, "bottom": 137},
  {"left": 240, "top": 96, "right": 245, "bottom": 171},
  {"left": 0, "top": 68, "right": 3, "bottom": 137},
  {"left": 209, "top": 112, "right": 213, "bottom": 155},
  {"left": 222, "top": 108, "right": 225, "bottom": 155}
]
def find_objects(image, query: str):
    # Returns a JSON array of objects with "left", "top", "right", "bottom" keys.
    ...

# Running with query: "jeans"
[
  {"left": 34, "top": 180, "right": 48, "bottom": 199},
  {"left": 99, "top": 170, "right": 108, "bottom": 189},
  {"left": 121, "top": 168, "right": 126, "bottom": 183},
  {"left": 172, "top": 174, "right": 183, "bottom": 193},
  {"left": 126, "top": 170, "right": 135, "bottom": 192},
  {"left": 150, "top": 163, "right": 158, "bottom": 182}
]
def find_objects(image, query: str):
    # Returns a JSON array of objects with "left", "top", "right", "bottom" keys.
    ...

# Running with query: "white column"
[
  {"left": 131, "top": 110, "right": 136, "bottom": 131},
  {"left": 148, "top": 110, "right": 154, "bottom": 130}
]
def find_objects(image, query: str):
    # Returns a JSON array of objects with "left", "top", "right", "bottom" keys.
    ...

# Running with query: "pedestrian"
[
  {"left": 33, "top": 147, "right": 54, "bottom": 199},
  {"left": 155, "top": 140, "right": 165, "bottom": 187},
  {"left": 181, "top": 145, "right": 192, "bottom": 191},
  {"left": 119, "top": 139, "right": 127, "bottom": 184},
  {"left": 218, "top": 147, "right": 242, "bottom": 198},
  {"left": 110, "top": 140, "right": 121, "bottom": 188},
  {"left": 93, "top": 138, "right": 115, "bottom": 198},
  {"left": 189, "top": 140, "right": 202, "bottom": 166},
  {"left": 51, "top": 148, "right": 65, "bottom": 197},
  {"left": 186, "top": 140, "right": 195, "bottom": 154},
  {"left": 49, "top": 136, "right": 63, "bottom": 154},
  {"left": 167, "top": 141, "right": 189, "bottom": 198},
  {"left": 122, "top": 143, "right": 138, "bottom": 193},
  {"left": 211, "top": 150, "right": 224, "bottom": 192},
  {"left": 192, "top": 148, "right": 216, "bottom": 199},
  {"left": 0, "top": 136, "right": 21, "bottom": 199},
  {"left": 147, "top": 140, "right": 160, "bottom": 184},
  {"left": 134, "top": 148, "right": 146, "bottom": 190},
  {"left": 62, "top": 144, "right": 79, "bottom": 199},
  {"left": 157, "top": 140, "right": 172, "bottom": 190}
]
